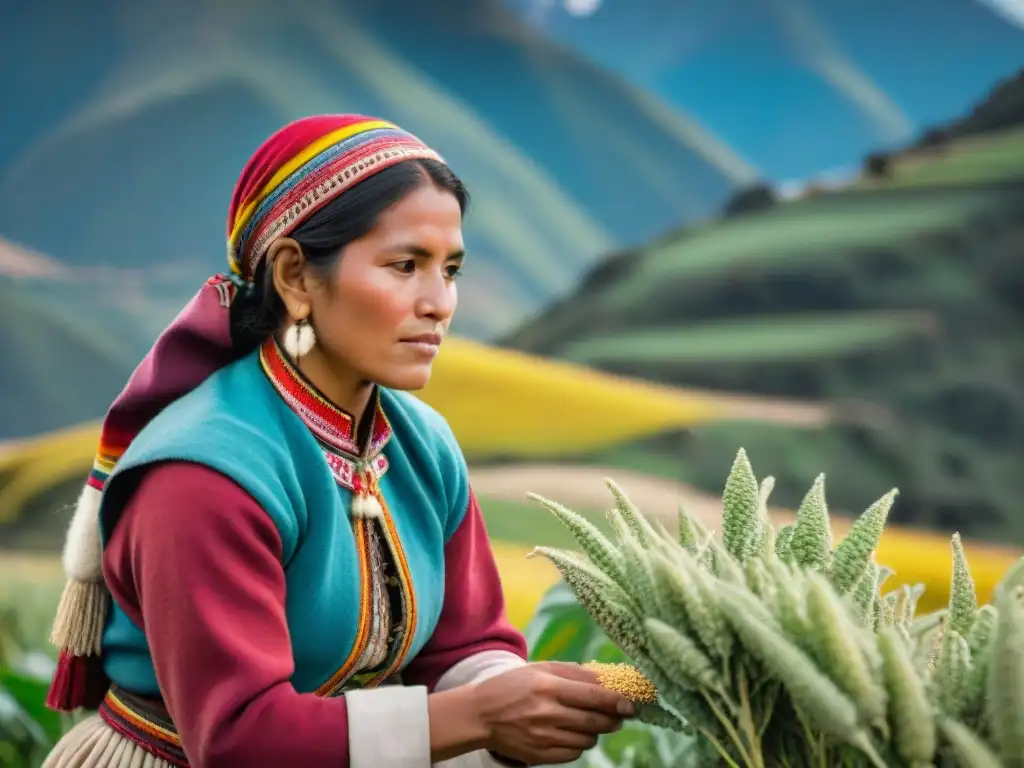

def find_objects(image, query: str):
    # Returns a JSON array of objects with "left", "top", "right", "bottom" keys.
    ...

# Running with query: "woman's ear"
[{"left": 269, "top": 238, "right": 312, "bottom": 320}]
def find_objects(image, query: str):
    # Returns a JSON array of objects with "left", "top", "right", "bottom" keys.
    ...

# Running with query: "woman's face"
[{"left": 307, "top": 182, "right": 464, "bottom": 393}]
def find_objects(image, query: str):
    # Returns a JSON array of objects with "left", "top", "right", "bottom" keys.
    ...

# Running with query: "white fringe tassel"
[{"left": 51, "top": 484, "right": 107, "bottom": 655}]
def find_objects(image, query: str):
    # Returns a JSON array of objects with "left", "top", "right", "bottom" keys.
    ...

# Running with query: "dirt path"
[{"left": 661, "top": 390, "right": 830, "bottom": 428}]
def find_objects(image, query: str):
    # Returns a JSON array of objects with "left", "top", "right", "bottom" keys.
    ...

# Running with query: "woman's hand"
[{"left": 472, "top": 661, "right": 635, "bottom": 766}]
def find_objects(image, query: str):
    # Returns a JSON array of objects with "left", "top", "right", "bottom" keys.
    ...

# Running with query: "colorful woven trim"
[
  {"left": 99, "top": 685, "right": 188, "bottom": 767},
  {"left": 258, "top": 336, "right": 392, "bottom": 461},
  {"left": 227, "top": 120, "right": 442, "bottom": 280},
  {"left": 86, "top": 432, "right": 132, "bottom": 492}
]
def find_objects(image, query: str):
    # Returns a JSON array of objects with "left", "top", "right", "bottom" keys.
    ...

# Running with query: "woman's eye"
[
  {"left": 446, "top": 265, "right": 463, "bottom": 280},
  {"left": 392, "top": 260, "right": 416, "bottom": 274}
]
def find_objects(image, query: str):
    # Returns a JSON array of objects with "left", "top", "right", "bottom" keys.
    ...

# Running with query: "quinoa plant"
[{"left": 528, "top": 448, "right": 1024, "bottom": 767}]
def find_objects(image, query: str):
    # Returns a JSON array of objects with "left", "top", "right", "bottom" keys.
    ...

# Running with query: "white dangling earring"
[{"left": 283, "top": 317, "right": 316, "bottom": 361}]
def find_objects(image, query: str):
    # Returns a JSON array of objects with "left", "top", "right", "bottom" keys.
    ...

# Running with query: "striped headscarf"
[{"left": 47, "top": 115, "right": 444, "bottom": 712}]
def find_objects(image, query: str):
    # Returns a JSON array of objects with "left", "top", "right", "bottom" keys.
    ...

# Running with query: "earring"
[{"left": 283, "top": 317, "right": 316, "bottom": 360}]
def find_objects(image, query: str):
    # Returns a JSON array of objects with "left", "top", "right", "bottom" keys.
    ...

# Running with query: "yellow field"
[
  {"left": 836, "top": 523, "right": 1019, "bottom": 614},
  {"left": 491, "top": 542, "right": 561, "bottom": 628},
  {"left": 0, "top": 336, "right": 829, "bottom": 522},
  {"left": 418, "top": 336, "right": 828, "bottom": 455}
]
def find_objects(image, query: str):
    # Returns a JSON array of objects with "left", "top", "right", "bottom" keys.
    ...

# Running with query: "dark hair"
[{"left": 231, "top": 158, "right": 469, "bottom": 348}]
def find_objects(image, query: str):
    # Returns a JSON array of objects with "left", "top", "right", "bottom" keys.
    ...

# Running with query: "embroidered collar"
[{"left": 258, "top": 336, "right": 392, "bottom": 461}]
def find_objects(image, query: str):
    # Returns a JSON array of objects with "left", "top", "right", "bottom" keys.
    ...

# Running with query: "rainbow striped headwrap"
[
  {"left": 46, "top": 115, "right": 448, "bottom": 713},
  {"left": 227, "top": 115, "right": 442, "bottom": 282}
]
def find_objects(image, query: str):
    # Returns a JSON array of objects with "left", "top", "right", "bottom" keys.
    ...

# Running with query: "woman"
[{"left": 42, "top": 115, "right": 633, "bottom": 767}]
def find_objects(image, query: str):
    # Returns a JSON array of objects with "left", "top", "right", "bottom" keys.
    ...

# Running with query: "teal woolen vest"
[{"left": 98, "top": 346, "right": 470, "bottom": 696}]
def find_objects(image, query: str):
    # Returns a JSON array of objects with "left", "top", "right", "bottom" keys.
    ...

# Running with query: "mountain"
[
  {"left": 499, "top": 0, "right": 1024, "bottom": 180},
  {"left": 0, "top": 0, "right": 747, "bottom": 340},
  {"left": 501, "top": 80, "right": 1024, "bottom": 542},
  {"left": 0, "top": 237, "right": 198, "bottom": 439},
  {"left": 0, "top": 279, "right": 139, "bottom": 438}
]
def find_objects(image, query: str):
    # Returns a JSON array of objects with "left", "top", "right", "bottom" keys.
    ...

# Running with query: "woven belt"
[
  {"left": 99, "top": 685, "right": 189, "bottom": 766},
  {"left": 98, "top": 674, "right": 404, "bottom": 765}
]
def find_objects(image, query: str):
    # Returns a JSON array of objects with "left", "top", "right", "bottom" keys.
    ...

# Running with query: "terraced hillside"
[{"left": 503, "top": 125, "right": 1024, "bottom": 542}]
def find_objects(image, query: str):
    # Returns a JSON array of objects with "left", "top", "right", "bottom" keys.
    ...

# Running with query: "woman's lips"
[{"left": 400, "top": 332, "right": 443, "bottom": 357}]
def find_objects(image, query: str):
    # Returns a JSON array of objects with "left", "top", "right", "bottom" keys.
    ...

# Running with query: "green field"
[
  {"left": 624, "top": 189, "right": 998, "bottom": 295},
  {"left": 478, "top": 496, "right": 610, "bottom": 548},
  {"left": 561, "top": 311, "right": 937, "bottom": 366},
  {"left": 854, "top": 128, "right": 1024, "bottom": 190}
]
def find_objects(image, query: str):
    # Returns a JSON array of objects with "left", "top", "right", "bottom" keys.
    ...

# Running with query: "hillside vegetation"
[{"left": 504, "top": 76, "right": 1024, "bottom": 542}]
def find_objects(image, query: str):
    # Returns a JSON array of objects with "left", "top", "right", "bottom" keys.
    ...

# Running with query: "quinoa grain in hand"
[{"left": 583, "top": 662, "right": 658, "bottom": 705}]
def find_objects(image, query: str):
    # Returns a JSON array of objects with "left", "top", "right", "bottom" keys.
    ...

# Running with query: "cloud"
[{"left": 975, "top": 0, "right": 1024, "bottom": 30}]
